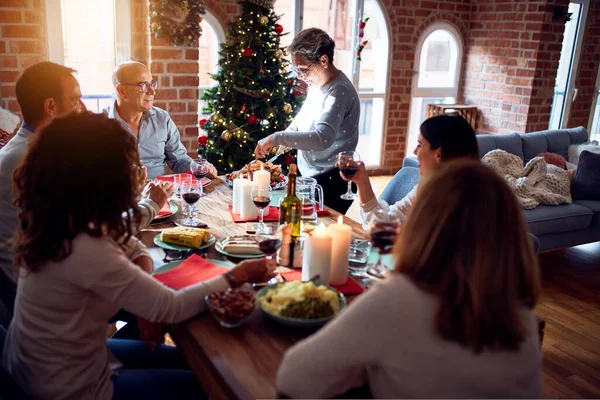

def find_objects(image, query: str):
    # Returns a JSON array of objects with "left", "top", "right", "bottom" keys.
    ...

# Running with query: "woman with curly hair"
[{"left": 1, "top": 114, "right": 273, "bottom": 399}]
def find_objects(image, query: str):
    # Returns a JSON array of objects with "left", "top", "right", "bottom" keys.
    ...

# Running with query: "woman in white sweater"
[
  {"left": 278, "top": 160, "right": 542, "bottom": 398},
  {"left": 348, "top": 115, "right": 480, "bottom": 226},
  {"left": 1, "top": 114, "right": 274, "bottom": 399}
]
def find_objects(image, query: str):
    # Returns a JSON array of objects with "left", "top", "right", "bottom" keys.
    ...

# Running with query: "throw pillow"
[
  {"left": 538, "top": 152, "right": 567, "bottom": 169},
  {"left": 571, "top": 150, "right": 600, "bottom": 200},
  {"left": 568, "top": 143, "right": 600, "bottom": 164}
]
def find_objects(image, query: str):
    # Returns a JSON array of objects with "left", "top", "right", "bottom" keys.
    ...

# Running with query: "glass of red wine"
[
  {"left": 367, "top": 210, "right": 400, "bottom": 278},
  {"left": 178, "top": 179, "right": 203, "bottom": 227},
  {"left": 251, "top": 186, "right": 272, "bottom": 234},
  {"left": 337, "top": 151, "right": 361, "bottom": 200},
  {"left": 190, "top": 159, "right": 210, "bottom": 197},
  {"left": 256, "top": 230, "right": 282, "bottom": 284}
]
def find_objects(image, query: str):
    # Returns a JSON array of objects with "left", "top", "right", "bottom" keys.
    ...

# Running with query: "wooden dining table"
[{"left": 137, "top": 177, "right": 369, "bottom": 400}]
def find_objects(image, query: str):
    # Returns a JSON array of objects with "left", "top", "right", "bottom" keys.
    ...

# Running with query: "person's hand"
[
  {"left": 254, "top": 135, "right": 276, "bottom": 159},
  {"left": 138, "top": 318, "right": 166, "bottom": 350},
  {"left": 205, "top": 163, "right": 218, "bottom": 179},
  {"left": 230, "top": 258, "right": 276, "bottom": 285},
  {"left": 133, "top": 255, "right": 153, "bottom": 274},
  {"left": 277, "top": 145, "right": 292, "bottom": 154},
  {"left": 143, "top": 181, "right": 170, "bottom": 208}
]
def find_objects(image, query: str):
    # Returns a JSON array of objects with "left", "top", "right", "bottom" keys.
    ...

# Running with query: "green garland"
[{"left": 150, "top": 0, "right": 206, "bottom": 47}]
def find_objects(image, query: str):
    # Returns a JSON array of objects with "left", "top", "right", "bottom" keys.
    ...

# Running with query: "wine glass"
[
  {"left": 190, "top": 159, "right": 210, "bottom": 197},
  {"left": 252, "top": 186, "right": 272, "bottom": 234},
  {"left": 178, "top": 179, "right": 203, "bottom": 227},
  {"left": 366, "top": 209, "right": 400, "bottom": 279},
  {"left": 337, "top": 151, "right": 360, "bottom": 200},
  {"left": 256, "top": 229, "right": 283, "bottom": 284}
]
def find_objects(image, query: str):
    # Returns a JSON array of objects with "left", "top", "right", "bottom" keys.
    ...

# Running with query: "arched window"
[
  {"left": 198, "top": 12, "right": 225, "bottom": 124},
  {"left": 407, "top": 22, "right": 463, "bottom": 153},
  {"left": 273, "top": 0, "right": 391, "bottom": 167}
]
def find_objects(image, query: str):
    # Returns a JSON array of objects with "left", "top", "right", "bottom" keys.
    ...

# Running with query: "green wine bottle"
[{"left": 279, "top": 164, "right": 301, "bottom": 239}]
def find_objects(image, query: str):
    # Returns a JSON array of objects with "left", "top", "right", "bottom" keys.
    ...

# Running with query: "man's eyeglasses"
[
  {"left": 291, "top": 63, "right": 315, "bottom": 76},
  {"left": 119, "top": 79, "right": 159, "bottom": 93}
]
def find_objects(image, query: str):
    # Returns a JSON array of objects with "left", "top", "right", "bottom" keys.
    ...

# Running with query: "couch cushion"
[
  {"left": 477, "top": 133, "right": 523, "bottom": 160},
  {"left": 572, "top": 151, "right": 600, "bottom": 200},
  {"left": 522, "top": 127, "right": 590, "bottom": 162},
  {"left": 573, "top": 200, "right": 600, "bottom": 227},
  {"left": 380, "top": 166, "right": 420, "bottom": 205},
  {"left": 524, "top": 203, "right": 593, "bottom": 236}
]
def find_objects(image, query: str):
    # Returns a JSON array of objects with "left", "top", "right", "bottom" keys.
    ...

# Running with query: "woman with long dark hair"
[
  {"left": 277, "top": 161, "right": 542, "bottom": 398},
  {"left": 2, "top": 114, "right": 273, "bottom": 399},
  {"left": 349, "top": 114, "right": 479, "bottom": 225}
]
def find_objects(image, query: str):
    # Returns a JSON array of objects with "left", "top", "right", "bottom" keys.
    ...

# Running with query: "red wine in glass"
[
  {"left": 192, "top": 171, "right": 206, "bottom": 180},
  {"left": 182, "top": 192, "right": 200, "bottom": 205},
  {"left": 258, "top": 238, "right": 282, "bottom": 256},
  {"left": 370, "top": 229, "right": 397, "bottom": 254},
  {"left": 340, "top": 164, "right": 360, "bottom": 180},
  {"left": 253, "top": 196, "right": 271, "bottom": 209}
]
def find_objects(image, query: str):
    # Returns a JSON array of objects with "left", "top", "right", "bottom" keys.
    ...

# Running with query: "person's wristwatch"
[{"left": 224, "top": 271, "right": 238, "bottom": 288}]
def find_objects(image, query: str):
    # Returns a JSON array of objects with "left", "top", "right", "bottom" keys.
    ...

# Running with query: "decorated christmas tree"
[{"left": 199, "top": 0, "right": 305, "bottom": 174}]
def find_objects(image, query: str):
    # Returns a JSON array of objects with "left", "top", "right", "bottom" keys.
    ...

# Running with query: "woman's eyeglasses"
[
  {"left": 291, "top": 63, "right": 315, "bottom": 76},
  {"left": 119, "top": 79, "right": 159, "bottom": 93}
]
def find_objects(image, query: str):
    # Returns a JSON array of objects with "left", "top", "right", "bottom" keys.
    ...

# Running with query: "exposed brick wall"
[
  {"left": 131, "top": 0, "right": 150, "bottom": 65},
  {"left": 568, "top": 0, "right": 600, "bottom": 131},
  {"left": 373, "top": 0, "right": 472, "bottom": 173},
  {"left": 0, "top": 0, "right": 47, "bottom": 120},
  {"left": 460, "top": 0, "right": 568, "bottom": 135}
]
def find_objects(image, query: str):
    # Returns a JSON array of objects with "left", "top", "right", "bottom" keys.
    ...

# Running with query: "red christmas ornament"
[
  {"left": 274, "top": 24, "right": 284, "bottom": 34},
  {"left": 199, "top": 118, "right": 207, "bottom": 126},
  {"left": 198, "top": 136, "right": 208, "bottom": 145},
  {"left": 247, "top": 114, "right": 259, "bottom": 124},
  {"left": 241, "top": 104, "right": 247, "bottom": 112},
  {"left": 284, "top": 154, "right": 295, "bottom": 165},
  {"left": 242, "top": 48, "right": 253, "bottom": 58},
  {"left": 359, "top": 21, "right": 366, "bottom": 29}
]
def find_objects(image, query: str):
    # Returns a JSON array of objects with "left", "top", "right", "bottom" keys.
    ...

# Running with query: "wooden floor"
[
  {"left": 356, "top": 175, "right": 600, "bottom": 398},
  {"left": 537, "top": 242, "right": 600, "bottom": 398}
]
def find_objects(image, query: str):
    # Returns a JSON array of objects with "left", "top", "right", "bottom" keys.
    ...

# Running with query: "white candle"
[
  {"left": 232, "top": 175, "right": 248, "bottom": 214},
  {"left": 240, "top": 180, "right": 258, "bottom": 220},
  {"left": 328, "top": 215, "right": 352, "bottom": 285},
  {"left": 253, "top": 166, "right": 271, "bottom": 217},
  {"left": 302, "top": 222, "right": 332, "bottom": 285},
  {"left": 253, "top": 165, "right": 271, "bottom": 191}
]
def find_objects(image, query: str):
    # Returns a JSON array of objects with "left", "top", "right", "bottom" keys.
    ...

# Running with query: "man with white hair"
[{"left": 103, "top": 61, "right": 216, "bottom": 179}]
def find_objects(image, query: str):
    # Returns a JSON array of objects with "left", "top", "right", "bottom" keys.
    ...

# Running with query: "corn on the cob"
[{"left": 160, "top": 227, "right": 211, "bottom": 248}]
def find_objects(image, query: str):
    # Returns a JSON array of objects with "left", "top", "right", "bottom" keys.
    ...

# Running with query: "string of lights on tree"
[{"left": 199, "top": 0, "right": 305, "bottom": 173}]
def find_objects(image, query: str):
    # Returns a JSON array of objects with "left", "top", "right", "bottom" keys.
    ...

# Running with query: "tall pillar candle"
[
  {"left": 328, "top": 215, "right": 352, "bottom": 285},
  {"left": 252, "top": 166, "right": 271, "bottom": 217},
  {"left": 232, "top": 175, "right": 248, "bottom": 214},
  {"left": 240, "top": 180, "right": 258, "bottom": 220},
  {"left": 301, "top": 222, "right": 332, "bottom": 285}
]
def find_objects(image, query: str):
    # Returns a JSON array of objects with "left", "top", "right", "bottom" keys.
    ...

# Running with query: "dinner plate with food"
[
  {"left": 153, "top": 227, "right": 216, "bottom": 251},
  {"left": 225, "top": 160, "right": 288, "bottom": 190},
  {"left": 256, "top": 281, "right": 347, "bottom": 328},
  {"left": 215, "top": 235, "right": 265, "bottom": 259}
]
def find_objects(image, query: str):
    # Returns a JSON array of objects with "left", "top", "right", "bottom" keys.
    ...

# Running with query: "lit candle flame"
[
  {"left": 316, "top": 222, "right": 326, "bottom": 233},
  {"left": 337, "top": 215, "right": 343, "bottom": 224}
]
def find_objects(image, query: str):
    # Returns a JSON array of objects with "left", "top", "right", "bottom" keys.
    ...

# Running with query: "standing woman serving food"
[{"left": 254, "top": 28, "right": 360, "bottom": 214}]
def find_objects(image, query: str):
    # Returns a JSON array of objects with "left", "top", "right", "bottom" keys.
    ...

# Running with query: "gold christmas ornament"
[
  {"left": 210, "top": 112, "right": 223, "bottom": 123},
  {"left": 221, "top": 130, "right": 232, "bottom": 141},
  {"left": 283, "top": 103, "right": 292, "bottom": 114},
  {"left": 274, "top": 49, "right": 284, "bottom": 59},
  {"left": 151, "top": 22, "right": 158, "bottom": 29},
  {"left": 259, "top": 15, "right": 269, "bottom": 25}
]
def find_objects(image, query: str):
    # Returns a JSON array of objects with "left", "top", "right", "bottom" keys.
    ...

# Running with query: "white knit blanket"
[{"left": 481, "top": 150, "right": 572, "bottom": 209}]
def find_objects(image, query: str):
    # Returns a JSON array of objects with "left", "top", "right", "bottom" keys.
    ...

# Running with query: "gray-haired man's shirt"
[
  {"left": 103, "top": 101, "right": 192, "bottom": 179},
  {"left": 273, "top": 71, "right": 360, "bottom": 177}
]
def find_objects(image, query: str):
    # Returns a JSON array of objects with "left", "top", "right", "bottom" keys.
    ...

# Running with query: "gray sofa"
[{"left": 396, "top": 126, "right": 600, "bottom": 252}]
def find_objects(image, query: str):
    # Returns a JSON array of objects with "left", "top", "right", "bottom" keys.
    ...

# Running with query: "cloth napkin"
[
  {"left": 227, "top": 204, "right": 329, "bottom": 223},
  {"left": 280, "top": 270, "right": 364, "bottom": 295},
  {"left": 153, "top": 255, "right": 229, "bottom": 290},
  {"left": 156, "top": 171, "right": 192, "bottom": 182},
  {"left": 155, "top": 202, "right": 173, "bottom": 218},
  {"left": 228, "top": 204, "right": 279, "bottom": 222}
]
